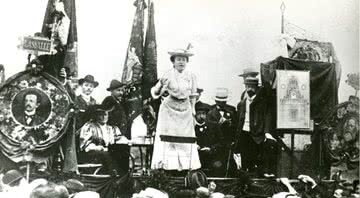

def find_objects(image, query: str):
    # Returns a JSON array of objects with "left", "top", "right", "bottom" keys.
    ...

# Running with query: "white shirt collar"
[
  {"left": 24, "top": 110, "right": 36, "bottom": 116},
  {"left": 80, "top": 93, "right": 92, "bottom": 103}
]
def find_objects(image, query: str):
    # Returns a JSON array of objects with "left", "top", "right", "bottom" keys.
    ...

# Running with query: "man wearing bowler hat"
[
  {"left": 75, "top": 75, "right": 99, "bottom": 129},
  {"left": 206, "top": 88, "right": 237, "bottom": 176},
  {"left": 236, "top": 76, "right": 278, "bottom": 177},
  {"left": 195, "top": 88, "right": 211, "bottom": 113},
  {"left": 101, "top": 79, "right": 130, "bottom": 175},
  {"left": 238, "top": 67, "right": 259, "bottom": 101}
]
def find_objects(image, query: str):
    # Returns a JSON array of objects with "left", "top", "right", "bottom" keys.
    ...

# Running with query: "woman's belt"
[{"left": 170, "top": 95, "right": 188, "bottom": 101}]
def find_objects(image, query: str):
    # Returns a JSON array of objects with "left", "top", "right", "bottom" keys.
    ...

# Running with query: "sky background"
[{"left": 0, "top": 0, "right": 358, "bottom": 106}]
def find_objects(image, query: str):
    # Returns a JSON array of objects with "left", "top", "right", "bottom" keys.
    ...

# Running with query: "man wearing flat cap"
[
  {"left": 101, "top": 79, "right": 130, "bottom": 175},
  {"left": 235, "top": 76, "right": 278, "bottom": 177}
]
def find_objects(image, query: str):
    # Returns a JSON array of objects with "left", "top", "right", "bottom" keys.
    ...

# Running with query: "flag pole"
[{"left": 280, "top": 2, "right": 286, "bottom": 34}]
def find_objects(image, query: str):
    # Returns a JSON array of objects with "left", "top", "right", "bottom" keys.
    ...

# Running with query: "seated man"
[{"left": 79, "top": 104, "right": 125, "bottom": 175}]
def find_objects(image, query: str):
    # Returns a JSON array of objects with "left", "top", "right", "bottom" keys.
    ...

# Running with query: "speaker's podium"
[{"left": 276, "top": 123, "right": 313, "bottom": 178}]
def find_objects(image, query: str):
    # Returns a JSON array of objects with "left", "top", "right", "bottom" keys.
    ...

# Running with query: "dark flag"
[
  {"left": 41, "top": 0, "right": 78, "bottom": 172},
  {"left": 143, "top": 1, "right": 158, "bottom": 100},
  {"left": 122, "top": 0, "right": 147, "bottom": 122},
  {"left": 121, "top": 0, "right": 146, "bottom": 84},
  {"left": 41, "top": 0, "right": 78, "bottom": 77}
]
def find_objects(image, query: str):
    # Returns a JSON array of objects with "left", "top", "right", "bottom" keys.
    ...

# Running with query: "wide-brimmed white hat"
[
  {"left": 212, "top": 88, "right": 230, "bottom": 102},
  {"left": 168, "top": 49, "right": 194, "bottom": 57}
]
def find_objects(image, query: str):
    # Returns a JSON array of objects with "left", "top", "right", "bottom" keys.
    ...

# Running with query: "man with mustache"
[
  {"left": 236, "top": 76, "right": 278, "bottom": 177},
  {"left": 19, "top": 90, "right": 46, "bottom": 126},
  {"left": 75, "top": 74, "right": 98, "bottom": 129},
  {"left": 206, "top": 88, "right": 237, "bottom": 176}
]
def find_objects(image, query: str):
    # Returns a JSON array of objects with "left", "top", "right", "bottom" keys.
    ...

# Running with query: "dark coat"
[
  {"left": 75, "top": 95, "right": 96, "bottom": 129},
  {"left": 236, "top": 87, "right": 273, "bottom": 144},
  {"left": 101, "top": 96, "right": 130, "bottom": 139},
  {"left": 17, "top": 112, "right": 46, "bottom": 127},
  {"left": 206, "top": 104, "right": 237, "bottom": 148},
  {"left": 195, "top": 123, "right": 212, "bottom": 148}
]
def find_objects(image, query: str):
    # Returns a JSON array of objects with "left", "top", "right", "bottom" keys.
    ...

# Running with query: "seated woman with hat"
[{"left": 78, "top": 104, "right": 123, "bottom": 175}]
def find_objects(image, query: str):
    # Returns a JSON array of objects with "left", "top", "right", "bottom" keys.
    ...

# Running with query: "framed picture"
[{"left": 276, "top": 70, "right": 310, "bottom": 129}]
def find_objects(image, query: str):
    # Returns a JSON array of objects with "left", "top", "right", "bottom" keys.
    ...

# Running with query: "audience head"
[
  {"left": 107, "top": 79, "right": 126, "bottom": 99},
  {"left": 30, "top": 182, "right": 69, "bottom": 198},
  {"left": 2, "top": 169, "right": 24, "bottom": 187},
  {"left": 62, "top": 179, "right": 85, "bottom": 195}
]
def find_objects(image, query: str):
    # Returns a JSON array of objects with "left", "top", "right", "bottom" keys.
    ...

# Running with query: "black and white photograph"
[{"left": 0, "top": 0, "right": 358, "bottom": 197}]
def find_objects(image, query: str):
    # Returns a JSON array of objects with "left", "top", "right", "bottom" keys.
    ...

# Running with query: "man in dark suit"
[
  {"left": 101, "top": 79, "right": 130, "bottom": 176},
  {"left": 238, "top": 67, "right": 259, "bottom": 101},
  {"left": 195, "top": 100, "right": 212, "bottom": 173},
  {"left": 236, "top": 77, "right": 278, "bottom": 177},
  {"left": 19, "top": 90, "right": 47, "bottom": 126},
  {"left": 206, "top": 88, "right": 237, "bottom": 176},
  {"left": 75, "top": 74, "right": 98, "bottom": 129}
]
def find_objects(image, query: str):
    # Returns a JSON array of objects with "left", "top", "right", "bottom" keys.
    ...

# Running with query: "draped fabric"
[
  {"left": 143, "top": 1, "right": 158, "bottom": 100},
  {"left": 121, "top": 0, "right": 146, "bottom": 84},
  {"left": 288, "top": 39, "right": 341, "bottom": 88},
  {"left": 121, "top": 0, "right": 147, "bottom": 127},
  {"left": 261, "top": 56, "right": 338, "bottom": 122},
  {"left": 0, "top": 71, "right": 73, "bottom": 164},
  {"left": 41, "top": 0, "right": 78, "bottom": 76}
]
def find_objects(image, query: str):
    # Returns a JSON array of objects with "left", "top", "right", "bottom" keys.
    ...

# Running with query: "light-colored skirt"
[{"left": 151, "top": 96, "right": 201, "bottom": 170}]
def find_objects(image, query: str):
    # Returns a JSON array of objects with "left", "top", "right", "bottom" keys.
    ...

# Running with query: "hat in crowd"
[
  {"left": 185, "top": 170, "right": 208, "bottom": 190},
  {"left": 168, "top": 48, "right": 194, "bottom": 57},
  {"left": 63, "top": 179, "right": 85, "bottom": 194},
  {"left": 73, "top": 191, "right": 100, "bottom": 198},
  {"left": 238, "top": 67, "right": 259, "bottom": 78},
  {"left": 213, "top": 88, "right": 230, "bottom": 102},
  {"left": 78, "top": 75, "right": 99, "bottom": 87},
  {"left": 86, "top": 104, "right": 108, "bottom": 117},
  {"left": 132, "top": 187, "right": 169, "bottom": 198},
  {"left": 2, "top": 169, "right": 23, "bottom": 186},
  {"left": 106, "top": 79, "right": 126, "bottom": 91},
  {"left": 30, "top": 183, "right": 69, "bottom": 198},
  {"left": 244, "top": 77, "right": 259, "bottom": 86},
  {"left": 197, "top": 88, "right": 204, "bottom": 93}
]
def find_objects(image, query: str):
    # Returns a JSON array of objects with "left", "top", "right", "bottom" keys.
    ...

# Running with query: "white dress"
[{"left": 150, "top": 68, "right": 201, "bottom": 170}]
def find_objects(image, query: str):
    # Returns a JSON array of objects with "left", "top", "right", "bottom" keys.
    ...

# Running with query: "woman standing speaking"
[{"left": 150, "top": 48, "right": 201, "bottom": 172}]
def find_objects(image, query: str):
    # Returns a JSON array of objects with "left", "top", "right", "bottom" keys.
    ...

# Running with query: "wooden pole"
[{"left": 26, "top": 162, "right": 30, "bottom": 183}]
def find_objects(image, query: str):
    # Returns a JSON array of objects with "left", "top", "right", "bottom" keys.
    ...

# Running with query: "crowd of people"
[{"left": 0, "top": 169, "right": 100, "bottom": 198}]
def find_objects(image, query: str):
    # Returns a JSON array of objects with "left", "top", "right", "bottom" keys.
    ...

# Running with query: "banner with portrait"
[
  {"left": 276, "top": 70, "right": 310, "bottom": 129},
  {"left": 0, "top": 70, "right": 72, "bottom": 163}
]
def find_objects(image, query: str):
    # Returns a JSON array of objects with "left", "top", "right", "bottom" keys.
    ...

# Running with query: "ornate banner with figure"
[
  {"left": 0, "top": 70, "right": 72, "bottom": 163},
  {"left": 276, "top": 70, "right": 310, "bottom": 129}
]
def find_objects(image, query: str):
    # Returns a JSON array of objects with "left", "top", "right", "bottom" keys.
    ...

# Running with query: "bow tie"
[{"left": 25, "top": 115, "right": 34, "bottom": 125}]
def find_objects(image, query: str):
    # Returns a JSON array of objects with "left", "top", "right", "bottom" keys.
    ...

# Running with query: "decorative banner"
[
  {"left": 0, "top": 71, "right": 72, "bottom": 163},
  {"left": 276, "top": 70, "right": 310, "bottom": 129}
]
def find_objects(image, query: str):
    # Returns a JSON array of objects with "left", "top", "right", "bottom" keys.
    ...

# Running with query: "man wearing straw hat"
[
  {"left": 236, "top": 76, "right": 278, "bottom": 177},
  {"left": 206, "top": 88, "right": 237, "bottom": 176}
]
